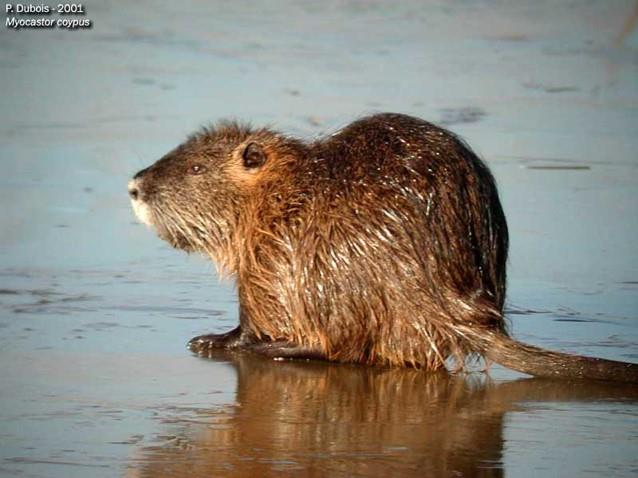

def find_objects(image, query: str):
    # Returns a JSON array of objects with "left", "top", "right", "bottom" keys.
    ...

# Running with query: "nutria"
[{"left": 128, "top": 113, "right": 637, "bottom": 382}]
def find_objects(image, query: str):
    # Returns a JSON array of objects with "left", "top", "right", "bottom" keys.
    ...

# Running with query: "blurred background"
[{"left": 0, "top": 1, "right": 637, "bottom": 477}]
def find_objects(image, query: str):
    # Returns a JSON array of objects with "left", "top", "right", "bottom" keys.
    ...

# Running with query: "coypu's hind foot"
[
  {"left": 247, "top": 341, "right": 326, "bottom": 361},
  {"left": 188, "top": 326, "right": 247, "bottom": 353}
]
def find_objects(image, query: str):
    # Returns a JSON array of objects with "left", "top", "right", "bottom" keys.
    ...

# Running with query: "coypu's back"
[{"left": 130, "top": 113, "right": 638, "bottom": 383}]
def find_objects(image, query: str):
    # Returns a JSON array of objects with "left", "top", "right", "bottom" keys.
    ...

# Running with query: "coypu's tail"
[{"left": 482, "top": 333, "right": 638, "bottom": 383}]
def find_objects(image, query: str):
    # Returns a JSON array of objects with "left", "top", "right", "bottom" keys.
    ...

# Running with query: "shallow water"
[{"left": 1, "top": 1, "right": 637, "bottom": 477}]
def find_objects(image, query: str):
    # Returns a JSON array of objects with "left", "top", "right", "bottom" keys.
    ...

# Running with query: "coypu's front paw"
[{"left": 188, "top": 326, "right": 244, "bottom": 354}]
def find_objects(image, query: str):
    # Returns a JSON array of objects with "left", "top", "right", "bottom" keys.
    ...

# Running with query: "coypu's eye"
[
  {"left": 242, "top": 142, "right": 266, "bottom": 169},
  {"left": 188, "top": 164, "right": 207, "bottom": 175}
]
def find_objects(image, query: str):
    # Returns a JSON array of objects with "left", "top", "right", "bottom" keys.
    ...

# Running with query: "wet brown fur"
[{"left": 130, "top": 113, "right": 638, "bottom": 382}]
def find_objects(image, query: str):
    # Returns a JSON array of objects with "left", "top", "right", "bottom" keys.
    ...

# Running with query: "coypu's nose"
[
  {"left": 129, "top": 177, "right": 154, "bottom": 226},
  {"left": 128, "top": 179, "right": 141, "bottom": 201}
]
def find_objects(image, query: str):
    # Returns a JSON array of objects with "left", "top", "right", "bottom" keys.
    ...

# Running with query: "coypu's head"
[{"left": 128, "top": 121, "right": 302, "bottom": 273}]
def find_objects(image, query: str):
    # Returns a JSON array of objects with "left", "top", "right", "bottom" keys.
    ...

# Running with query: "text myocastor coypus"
[{"left": 129, "top": 113, "right": 637, "bottom": 382}]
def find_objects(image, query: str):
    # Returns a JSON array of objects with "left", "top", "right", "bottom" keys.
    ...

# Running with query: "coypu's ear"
[{"left": 242, "top": 142, "right": 266, "bottom": 169}]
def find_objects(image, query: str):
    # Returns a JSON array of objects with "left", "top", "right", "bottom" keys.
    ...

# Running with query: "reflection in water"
[{"left": 128, "top": 353, "right": 637, "bottom": 478}]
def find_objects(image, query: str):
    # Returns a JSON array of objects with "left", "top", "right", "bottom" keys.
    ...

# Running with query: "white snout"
[{"left": 128, "top": 179, "right": 154, "bottom": 227}]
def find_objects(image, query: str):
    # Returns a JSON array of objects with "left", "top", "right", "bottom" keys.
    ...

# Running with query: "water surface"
[{"left": 1, "top": 1, "right": 637, "bottom": 476}]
